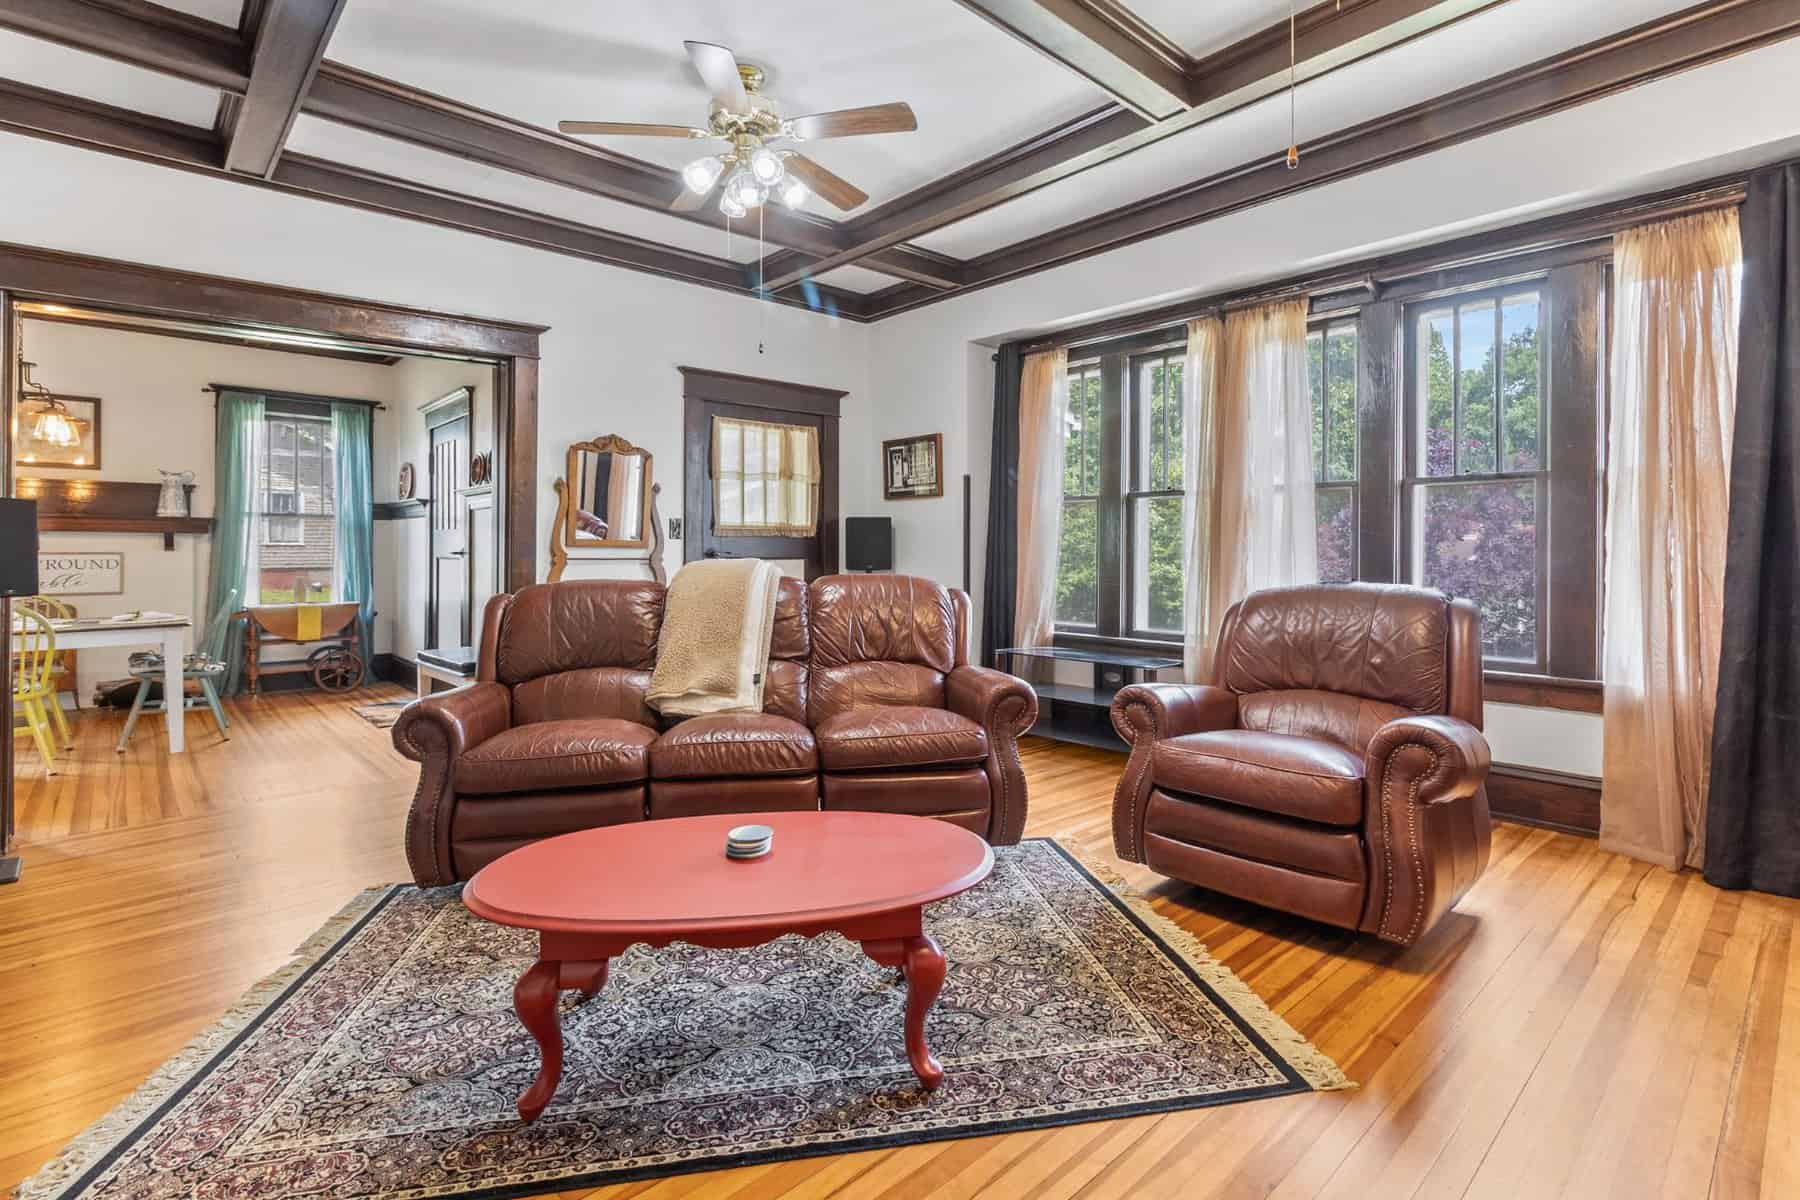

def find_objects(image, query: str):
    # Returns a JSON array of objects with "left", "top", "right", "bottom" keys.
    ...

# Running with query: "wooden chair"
[
  {"left": 11, "top": 607, "right": 63, "bottom": 775},
  {"left": 16, "top": 595, "right": 79, "bottom": 712}
]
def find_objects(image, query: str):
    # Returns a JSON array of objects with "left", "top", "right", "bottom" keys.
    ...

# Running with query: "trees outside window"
[{"left": 1309, "top": 321, "right": 1359, "bottom": 583}]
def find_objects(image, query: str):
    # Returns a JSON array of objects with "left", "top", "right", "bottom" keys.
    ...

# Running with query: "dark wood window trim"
[{"left": 1053, "top": 327, "right": 1185, "bottom": 648}]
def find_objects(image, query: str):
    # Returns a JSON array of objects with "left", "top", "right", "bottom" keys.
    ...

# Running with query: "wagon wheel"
[{"left": 307, "top": 645, "right": 363, "bottom": 692}]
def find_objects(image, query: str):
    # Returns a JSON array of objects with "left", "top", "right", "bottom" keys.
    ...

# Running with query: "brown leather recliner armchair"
[
  {"left": 394, "top": 573, "right": 1037, "bottom": 886},
  {"left": 1111, "top": 583, "right": 1492, "bottom": 946}
]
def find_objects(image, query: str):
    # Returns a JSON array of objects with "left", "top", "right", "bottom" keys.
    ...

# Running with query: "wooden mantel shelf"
[{"left": 20, "top": 478, "right": 210, "bottom": 549}]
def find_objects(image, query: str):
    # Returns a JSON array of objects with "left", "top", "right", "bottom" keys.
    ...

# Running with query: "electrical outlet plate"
[{"left": 669, "top": 517, "right": 684, "bottom": 540}]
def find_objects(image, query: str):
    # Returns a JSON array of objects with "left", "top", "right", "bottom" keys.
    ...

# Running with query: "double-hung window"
[
  {"left": 1127, "top": 349, "right": 1184, "bottom": 637},
  {"left": 1309, "top": 319, "right": 1359, "bottom": 583},
  {"left": 1056, "top": 362, "right": 1103, "bottom": 629},
  {"left": 1404, "top": 286, "right": 1550, "bottom": 670},
  {"left": 255, "top": 404, "right": 337, "bottom": 604}
]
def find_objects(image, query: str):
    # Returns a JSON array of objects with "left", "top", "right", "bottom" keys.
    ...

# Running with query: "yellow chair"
[
  {"left": 11, "top": 606, "right": 61, "bottom": 775},
  {"left": 16, "top": 595, "right": 79, "bottom": 713}
]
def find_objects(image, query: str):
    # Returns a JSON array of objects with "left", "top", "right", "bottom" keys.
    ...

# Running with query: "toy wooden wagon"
[{"left": 237, "top": 602, "right": 366, "bottom": 694}]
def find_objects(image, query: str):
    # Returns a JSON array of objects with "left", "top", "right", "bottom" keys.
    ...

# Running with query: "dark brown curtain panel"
[
  {"left": 981, "top": 343, "right": 1024, "bottom": 666},
  {"left": 1705, "top": 163, "right": 1800, "bottom": 897}
]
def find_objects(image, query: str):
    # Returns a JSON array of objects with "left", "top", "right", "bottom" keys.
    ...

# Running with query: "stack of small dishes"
[{"left": 726, "top": 823, "right": 774, "bottom": 860}]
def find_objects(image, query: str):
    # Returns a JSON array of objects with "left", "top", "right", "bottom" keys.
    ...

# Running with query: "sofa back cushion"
[
  {"left": 808, "top": 575, "right": 957, "bottom": 724},
  {"left": 494, "top": 580, "right": 663, "bottom": 724},
  {"left": 1218, "top": 583, "right": 1450, "bottom": 715},
  {"left": 762, "top": 576, "right": 811, "bottom": 724}
]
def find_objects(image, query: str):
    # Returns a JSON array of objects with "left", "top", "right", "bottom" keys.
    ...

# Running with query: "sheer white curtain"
[
  {"left": 1015, "top": 348, "right": 1069, "bottom": 651},
  {"left": 1602, "top": 209, "right": 1741, "bottom": 870},
  {"left": 1181, "top": 316, "right": 1223, "bottom": 681},
  {"left": 1182, "top": 300, "right": 1316, "bottom": 679}
]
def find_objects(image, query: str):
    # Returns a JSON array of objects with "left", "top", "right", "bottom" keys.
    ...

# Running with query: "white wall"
[
  {"left": 840, "top": 39, "right": 1800, "bottom": 776},
  {"left": 17, "top": 319, "right": 396, "bottom": 694}
]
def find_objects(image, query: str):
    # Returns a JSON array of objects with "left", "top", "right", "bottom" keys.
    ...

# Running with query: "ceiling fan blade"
[
  {"left": 684, "top": 40, "right": 747, "bottom": 113},
  {"left": 559, "top": 121, "right": 708, "bottom": 138},
  {"left": 785, "top": 102, "right": 917, "bottom": 140},
  {"left": 784, "top": 153, "right": 869, "bottom": 212}
]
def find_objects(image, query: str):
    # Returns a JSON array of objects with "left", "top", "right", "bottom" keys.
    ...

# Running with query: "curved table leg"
[
  {"left": 513, "top": 961, "right": 564, "bottom": 1122},
  {"left": 565, "top": 959, "right": 609, "bottom": 1001},
  {"left": 901, "top": 935, "right": 947, "bottom": 1089}
]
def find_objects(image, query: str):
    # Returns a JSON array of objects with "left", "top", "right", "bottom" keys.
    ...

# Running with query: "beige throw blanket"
[{"left": 647, "top": 558, "right": 783, "bottom": 717}]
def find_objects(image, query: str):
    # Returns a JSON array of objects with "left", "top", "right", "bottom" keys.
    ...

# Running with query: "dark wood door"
[
  {"left": 680, "top": 367, "right": 844, "bottom": 582},
  {"left": 427, "top": 414, "right": 470, "bottom": 650}
]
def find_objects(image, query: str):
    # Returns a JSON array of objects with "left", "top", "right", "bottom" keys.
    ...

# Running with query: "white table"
[{"left": 14, "top": 616, "right": 193, "bottom": 753}]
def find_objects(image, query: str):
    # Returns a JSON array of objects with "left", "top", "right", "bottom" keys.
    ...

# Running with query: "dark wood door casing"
[{"left": 678, "top": 367, "right": 845, "bottom": 581}]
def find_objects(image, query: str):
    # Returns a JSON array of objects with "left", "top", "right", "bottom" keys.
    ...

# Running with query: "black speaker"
[
  {"left": 0, "top": 498, "right": 38, "bottom": 596},
  {"left": 845, "top": 516, "right": 893, "bottom": 572}
]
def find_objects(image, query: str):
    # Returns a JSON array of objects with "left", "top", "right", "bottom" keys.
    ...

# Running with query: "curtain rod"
[
  {"left": 203, "top": 383, "right": 386, "bottom": 410},
  {"left": 1022, "top": 175, "right": 1749, "bottom": 356}
]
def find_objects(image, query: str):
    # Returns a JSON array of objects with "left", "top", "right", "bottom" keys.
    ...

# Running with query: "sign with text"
[{"left": 38, "top": 551, "right": 124, "bottom": 596}]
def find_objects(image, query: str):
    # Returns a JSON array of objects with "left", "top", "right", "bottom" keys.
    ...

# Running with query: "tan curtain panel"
[
  {"left": 1015, "top": 348, "right": 1069, "bottom": 653},
  {"left": 1184, "top": 299, "right": 1317, "bottom": 680},
  {"left": 1602, "top": 208, "right": 1742, "bottom": 871},
  {"left": 711, "top": 415, "right": 820, "bottom": 537}
]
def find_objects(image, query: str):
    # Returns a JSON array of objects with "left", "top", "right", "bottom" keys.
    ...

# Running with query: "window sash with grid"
[
  {"left": 1402, "top": 283, "right": 1550, "bottom": 672},
  {"left": 261, "top": 415, "right": 332, "bottom": 545},
  {"left": 1056, "top": 363, "right": 1104, "bottom": 631},
  {"left": 1126, "top": 349, "right": 1183, "bottom": 639},
  {"left": 1310, "top": 319, "right": 1360, "bottom": 585}
]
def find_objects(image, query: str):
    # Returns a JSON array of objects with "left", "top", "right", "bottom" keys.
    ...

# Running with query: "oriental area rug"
[{"left": 21, "top": 840, "right": 1349, "bottom": 1200}]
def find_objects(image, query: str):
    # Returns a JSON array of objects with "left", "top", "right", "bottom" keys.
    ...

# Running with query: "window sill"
[{"left": 1483, "top": 671, "right": 1602, "bottom": 713}]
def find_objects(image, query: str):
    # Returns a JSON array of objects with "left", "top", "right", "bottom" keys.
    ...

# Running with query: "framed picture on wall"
[
  {"left": 882, "top": 433, "right": 943, "bottom": 500},
  {"left": 14, "top": 394, "right": 101, "bottom": 469}
]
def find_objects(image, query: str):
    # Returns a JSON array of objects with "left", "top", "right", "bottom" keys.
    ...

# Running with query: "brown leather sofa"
[
  {"left": 394, "top": 573, "right": 1038, "bottom": 886},
  {"left": 1110, "top": 583, "right": 1492, "bottom": 946}
]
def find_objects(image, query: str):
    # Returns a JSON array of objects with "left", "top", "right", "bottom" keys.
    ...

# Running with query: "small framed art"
[
  {"left": 14, "top": 394, "right": 101, "bottom": 469},
  {"left": 882, "top": 433, "right": 943, "bottom": 500}
]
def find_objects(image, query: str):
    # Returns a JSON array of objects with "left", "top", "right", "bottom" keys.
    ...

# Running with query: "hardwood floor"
[{"left": 2, "top": 688, "right": 1795, "bottom": 1199}]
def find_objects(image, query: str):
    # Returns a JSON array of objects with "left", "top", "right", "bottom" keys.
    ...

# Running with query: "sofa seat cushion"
[
  {"left": 816, "top": 706, "right": 988, "bottom": 772},
  {"left": 457, "top": 719, "right": 655, "bottom": 795},
  {"left": 650, "top": 713, "right": 817, "bottom": 779},
  {"left": 1152, "top": 730, "right": 1364, "bottom": 826}
]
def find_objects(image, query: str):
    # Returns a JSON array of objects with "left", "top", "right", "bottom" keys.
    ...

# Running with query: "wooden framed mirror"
[{"left": 561, "top": 435, "right": 653, "bottom": 549}]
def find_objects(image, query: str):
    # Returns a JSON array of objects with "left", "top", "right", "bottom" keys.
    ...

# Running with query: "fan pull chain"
[
  {"left": 758, "top": 204, "right": 767, "bottom": 355},
  {"left": 1286, "top": 0, "right": 1300, "bottom": 170}
]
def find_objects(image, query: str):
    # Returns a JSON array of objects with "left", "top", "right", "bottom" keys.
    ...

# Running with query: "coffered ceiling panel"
[
  {"left": 285, "top": 115, "right": 769, "bottom": 264},
  {"left": 808, "top": 264, "right": 904, "bottom": 295},
  {"left": 911, "top": 0, "right": 1708, "bottom": 260},
  {"left": 322, "top": 0, "right": 1104, "bottom": 214},
  {"left": 0, "top": 27, "right": 221, "bottom": 127},
  {"left": 1126, "top": 0, "right": 1295, "bottom": 60}
]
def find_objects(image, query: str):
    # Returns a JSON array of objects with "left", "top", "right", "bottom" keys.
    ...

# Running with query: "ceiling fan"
[{"left": 558, "top": 41, "right": 917, "bottom": 218}]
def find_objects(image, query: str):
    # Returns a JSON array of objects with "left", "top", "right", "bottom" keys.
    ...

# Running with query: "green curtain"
[
  {"left": 205, "top": 390, "right": 263, "bottom": 694},
  {"left": 333, "top": 402, "right": 375, "bottom": 685}
]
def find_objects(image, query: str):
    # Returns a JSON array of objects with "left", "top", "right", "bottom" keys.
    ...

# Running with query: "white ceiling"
[
  {"left": 913, "top": 0, "right": 1704, "bottom": 259},
  {"left": 0, "top": 27, "right": 220, "bottom": 127},
  {"left": 323, "top": 0, "right": 1104, "bottom": 215},
  {"left": 1128, "top": 0, "right": 1295, "bottom": 60}
]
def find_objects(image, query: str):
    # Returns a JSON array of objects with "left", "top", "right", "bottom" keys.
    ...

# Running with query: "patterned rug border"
[{"left": 18, "top": 839, "right": 1349, "bottom": 1200}]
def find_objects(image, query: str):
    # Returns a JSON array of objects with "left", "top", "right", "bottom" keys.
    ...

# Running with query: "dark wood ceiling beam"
[
  {"left": 223, "top": 0, "right": 347, "bottom": 177},
  {"left": 0, "top": 76, "right": 871, "bottom": 320},
  {"left": 862, "top": 0, "right": 1800, "bottom": 319},
  {"left": 762, "top": 0, "right": 1502, "bottom": 291},
  {"left": 0, "top": 0, "right": 248, "bottom": 91},
  {"left": 301, "top": 64, "right": 949, "bottom": 288},
  {"left": 953, "top": 0, "right": 1192, "bottom": 119}
]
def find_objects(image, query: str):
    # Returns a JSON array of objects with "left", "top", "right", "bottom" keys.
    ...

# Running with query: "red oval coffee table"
[{"left": 463, "top": 810, "right": 995, "bottom": 1121}]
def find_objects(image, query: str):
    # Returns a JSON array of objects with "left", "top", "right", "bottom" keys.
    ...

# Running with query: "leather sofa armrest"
[
  {"left": 947, "top": 666, "right": 1039, "bottom": 846},
  {"left": 1109, "top": 683, "right": 1238, "bottom": 746},
  {"left": 1361, "top": 714, "right": 1494, "bottom": 946},
  {"left": 1109, "top": 683, "right": 1238, "bottom": 864},
  {"left": 392, "top": 682, "right": 512, "bottom": 886}
]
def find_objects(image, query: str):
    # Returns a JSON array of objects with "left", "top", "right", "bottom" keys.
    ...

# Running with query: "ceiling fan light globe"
[
  {"left": 727, "top": 171, "right": 766, "bottom": 209},
  {"left": 780, "top": 179, "right": 808, "bottom": 209},
  {"left": 748, "top": 146, "right": 784, "bottom": 185},
  {"left": 681, "top": 154, "right": 724, "bottom": 194},
  {"left": 719, "top": 192, "right": 748, "bottom": 220}
]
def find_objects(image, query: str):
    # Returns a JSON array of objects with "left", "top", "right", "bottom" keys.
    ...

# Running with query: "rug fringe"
[
  {"left": 1055, "top": 845, "right": 1354, "bottom": 1093},
  {"left": 14, "top": 886, "right": 399, "bottom": 1200}
]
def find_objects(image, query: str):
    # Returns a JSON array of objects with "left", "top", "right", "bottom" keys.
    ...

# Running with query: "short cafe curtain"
[{"left": 712, "top": 415, "right": 820, "bottom": 537}]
